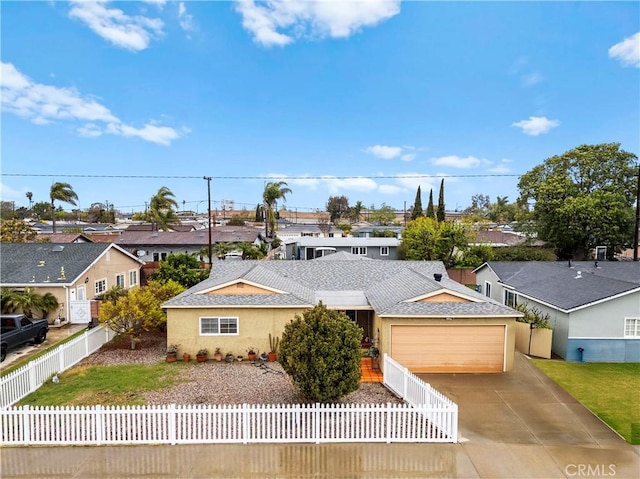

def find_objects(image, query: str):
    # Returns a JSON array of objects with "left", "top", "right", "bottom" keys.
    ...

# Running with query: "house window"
[
  {"left": 351, "top": 247, "right": 367, "bottom": 255},
  {"left": 116, "top": 274, "right": 125, "bottom": 288},
  {"left": 161, "top": 252, "right": 167, "bottom": 261},
  {"left": 129, "top": 270, "right": 138, "bottom": 286},
  {"left": 380, "top": 246, "right": 389, "bottom": 256},
  {"left": 484, "top": 281, "right": 492, "bottom": 298},
  {"left": 95, "top": 279, "right": 107, "bottom": 295},
  {"left": 625, "top": 318, "right": 640, "bottom": 337},
  {"left": 153, "top": 252, "right": 159, "bottom": 262},
  {"left": 200, "top": 317, "right": 239, "bottom": 335},
  {"left": 504, "top": 290, "right": 517, "bottom": 308}
]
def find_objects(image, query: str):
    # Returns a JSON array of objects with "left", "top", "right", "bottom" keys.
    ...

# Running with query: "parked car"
[{"left": 0, "top": 314, "right": 49, "bottom": 362}]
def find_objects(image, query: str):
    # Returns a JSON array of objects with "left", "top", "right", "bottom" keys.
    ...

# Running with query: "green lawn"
[
  {"left": 18, "top": 362, "right": 188, "bottom": 407},
  {"left": 532, "top": 360, "right": 640, "bottom": 444}
]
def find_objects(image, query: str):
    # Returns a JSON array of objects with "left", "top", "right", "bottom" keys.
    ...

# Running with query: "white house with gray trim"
[
  {"left": 473, "top": 261, "right": 640, "bottom": 362},
  {"left": 285, "top": 237, "right": 401, "bottom": 260}
]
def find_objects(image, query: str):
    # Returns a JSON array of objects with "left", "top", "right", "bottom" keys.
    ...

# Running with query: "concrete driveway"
[{"left": 1, "top": 353, "right": 638, "bottom": 478}]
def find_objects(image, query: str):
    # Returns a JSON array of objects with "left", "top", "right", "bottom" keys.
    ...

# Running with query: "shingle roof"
[
  {"left": 482, "top": 261, "right": 640, "bottom": 310},
  {"left": 164, "top": 260, "right": 518, "bottom": 317},
  {"left": 0, "top": 243, "right": 130, "bottom": 285},
  {"left": 113, "top": 227, "right": 260, "bottom": 246}
]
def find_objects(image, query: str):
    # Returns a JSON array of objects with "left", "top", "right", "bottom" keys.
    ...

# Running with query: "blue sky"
[{"left": 1, "top": 1, "right": 639, "bottom": 217}]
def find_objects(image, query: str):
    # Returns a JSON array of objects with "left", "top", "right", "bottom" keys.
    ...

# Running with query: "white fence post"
[{"left": 169, "top": 404, "right": 176, "bottom": 445}]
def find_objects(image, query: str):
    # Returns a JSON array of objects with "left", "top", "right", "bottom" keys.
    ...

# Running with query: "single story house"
[
  {"left": 163, "top": 258, "right": 521, "bottom": 373},
  {"left": 473, "top": 261, "right": 640, "bottom": 362},
  {"left": 0, "top": 243, "right": 144, "bottom": 324},
  {"left": 285, "top": 237, "right": 401, "bottom": 260},
  {"left": 113, "top": 226, "right": 262, "bottom": 263}
]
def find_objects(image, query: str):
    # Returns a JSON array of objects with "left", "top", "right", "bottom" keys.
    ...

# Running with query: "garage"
[{"left": 391, "top": 324, "right": 505, "bottom": 373}]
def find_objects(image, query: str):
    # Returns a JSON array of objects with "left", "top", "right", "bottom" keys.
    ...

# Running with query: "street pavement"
[{"left": 1, "top": 352, "right": 638, "bottom": 478}]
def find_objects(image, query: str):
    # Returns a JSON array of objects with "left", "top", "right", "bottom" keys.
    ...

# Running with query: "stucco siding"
[
  {"left": 568, "top": 294, "right": 640, "bottom": 338},
  {"left": 166, "top": 307, "right": 307, "bottom": 358},
  {"left": 566, "top": 338, "right": 640, "bottom": 362}
]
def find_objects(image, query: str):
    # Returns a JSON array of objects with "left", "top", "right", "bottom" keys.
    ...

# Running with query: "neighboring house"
[
  {"left": 0, "top": 243, "right": 144, "bottom": 324},
  {"left": 277, "top": 224, "right": 343, "bottom": 239},
  {"left": 468, "top": 230, "right": 545, "bottom": 248},
  {"left": 285, "top": 237, "right": 401, "bottom": 260},
  {"left": 163, "top": 259, "right": 521, "bottom": 373},
  {"left": 351, "top": 225, "right": 403, "bottom": 239},
  {"left": 32, "top": 233, "right": 94, "bottom": 243},
  {"left": 473, "top": 261, "right": 640, "bottom": 362},
  {"left": 113, "top": 227, "right": 262, "bottom": 263}
]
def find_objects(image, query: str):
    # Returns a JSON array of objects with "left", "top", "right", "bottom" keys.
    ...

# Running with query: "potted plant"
[
  {"left": 259, "top": 352, "right": 268, "bottom": 362},
  {"left": 214, "top": 347, "right": 223, "bottom": 362},
  {"left": 196, "top": 348, "right": 208, "bottom": 363},
  {"left": 246, "top": 346, "right": 257, "bottom": 362},
  {"left": 182, "top": 351, "right": 191, "bottom": 362},
  {"left": 225, "top": 352, "right": 235, "bottom": 363},
  {"left": 268, "top": 334, "right": 279, "bottom": 362},
  {"left": 166, "top": 344, "right": 179, "bottom": 363},
  {"left": 367, "top": 346, "right": 380, "bottom": 370},
  {"left": 237, "top": 354, "right": 244, "bottom": 362}
]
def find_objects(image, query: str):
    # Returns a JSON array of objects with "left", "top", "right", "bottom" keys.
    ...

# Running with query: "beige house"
[
  {"left": 1, "top": 243, "right": 144, "bottom": 323},
  {"left": 164, "top": 256, "right": 522, "bottom": 373}
]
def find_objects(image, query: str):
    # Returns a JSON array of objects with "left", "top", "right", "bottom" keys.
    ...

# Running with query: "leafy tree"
[
  {"left": 369, "top": 203, "right": 397, "bottom": 225},
  {"left": 0, "top": 219, "right": 37, "bottom": 243},
  {"left": 317, "top": 216, "right": 332, "bottom": 236},
  {"left": 31, "top": 201, "right": 50, "bottom": 220},
  {"left": 492, "top": 246, "right": 557, "bottom": 262},
  {"left": 263, "top": 181, "right": 292, "bottom": 237},
  {"left": 426, "top": 189, "right": 435, "bottom": 219},
  {"left": 349, "top": 200, "right": 364, "bottom": 223},
  {"left": 411, "top": 186, "right": 423, "bottom": 220},
  {"left": 99, "top": 280, "right": 184, "bottom": 348},
  {"left": 50, "top": 182, "right": 78, "bottom": 234},
  {"left": 401, "top": 217, "right": 468, "bottom": 265},
  {"left": 150, "top": 253, "right": 209, "bottom": 288},
  {"left": 237, "top": 241, "right": 267, "bottom": 259},
  {"left": 518, "top": 143, "right": 637, "bottom": 260},
  {"left": 372, "top": 230, "right": 397, "bottom": 238},
  {"left": 148, "top": 186, "right": 180, "bottom": 231},
  {"left": 436, "top": 179, "right": 445, "bottom": 222},
  {"left": 226, "top": 216, "right": 246, "bottom": 226},
  {"left": 0, "top": 201, "right": 16, "bottom": 220},
  {"left": 326, "top": 195, "right": 350, "bottom": 223},
  {"left": 456, "top": 244, "right": 495, "bottom": 268},
  {"left": 279, "top": 302, "right": 362, "bottom": 402}
]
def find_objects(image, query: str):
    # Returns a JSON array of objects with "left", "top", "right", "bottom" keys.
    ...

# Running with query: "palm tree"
[
  {"left": 349, "top": 201, "right": 364, "bottom": 223},
  {"left": 4, "top": 288, "right": 44, "bottom": 318},
  {"left": 50, "top": 182, "right": 78, "bottom": 234},
  {"left": 262, "top": 181, "right": 292, "bottom": 238},
  {"left": 26, "top": 191, "right": 33, "bottom": 209},
  {"left": 39, "top": 293, "right": 59, "bottom": 320},
  {"left": 149, "top": 186, "right": 180, "bottom": 231}
]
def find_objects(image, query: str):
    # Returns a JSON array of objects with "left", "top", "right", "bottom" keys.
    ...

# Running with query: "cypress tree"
[
  {"left": 437, "top": 179, "right": 445, "bottom": 222},
  {"left": 426, "top": 189, "right": 435, "bottom": 219},
  {"left": 411, "top": 186, "right": 423, "bottom": 220}
]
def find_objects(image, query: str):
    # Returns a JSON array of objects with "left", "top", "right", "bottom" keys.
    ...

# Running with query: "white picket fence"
[
  {"left": 383, "top": 353, "right": 458, "bottom": 443},
  {"left": 1, "top": 402, "right": 456, "bottom": 445},
  {"left": 0, "top": 326, "right": 115, "bottom": 409}
]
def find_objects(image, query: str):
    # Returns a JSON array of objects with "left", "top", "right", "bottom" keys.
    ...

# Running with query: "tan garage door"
[{"left": 391, "top": 325, "right": 505, "bottom": 373}]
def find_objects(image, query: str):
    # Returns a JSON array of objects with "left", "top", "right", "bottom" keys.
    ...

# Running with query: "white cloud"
[
  {"left": 400, "top": 153, "right": 416, "bottom": 162},
  {"left": 378, "top": 184, "right": 404, "bottom": 195},
  {"left": 68, "top": 0, "right": 164, "bottom": 51},
  {"left": 1, "top": 62, "right": 185, "bottom": 146},
  {"left": 608, "top": 32, "right": 640, "bottom": 68},
  {"left": 431, "top": 155, "right": 483, "bottom": 169},
  {"left": 512, "top": 116, "right": 560, "bottom": 136},
  {"left": 366, "top": 145, "right": 403, "bottom": 160},
  {"left": 488, "top": 159, "right": 512, "bottom": 174},
  {"left": 234, "top": 0, "right": 400, "bottom": 47},
  {"left": 322, "top": 176, "right": 378, "bottom": 194},
  {"left": 178, "top": 2, "right": 195, "bottom": 33}
]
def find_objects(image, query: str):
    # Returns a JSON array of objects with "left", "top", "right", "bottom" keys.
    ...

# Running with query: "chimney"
[{"left": 434, "top": 273, "right": 443, "bottom": 282}]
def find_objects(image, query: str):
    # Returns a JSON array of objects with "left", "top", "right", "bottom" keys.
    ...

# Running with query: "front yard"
[{"left": 532, "top": 359, "right": 640, "bottom": 444}]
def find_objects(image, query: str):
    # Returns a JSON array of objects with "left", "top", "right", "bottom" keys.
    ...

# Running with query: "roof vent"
[
  {"left": 575, "top": 271, "right": 582, "bottom": 279},
  {"left": 52, "top": 245, "right": 64, "bottom": 252},
  {"left": 433, "top": 273, "right": 443, "bottom": 282}
]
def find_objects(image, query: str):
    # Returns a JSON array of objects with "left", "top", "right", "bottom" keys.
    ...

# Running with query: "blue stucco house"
[{"left": 473, "top": 261, "right": 640, "bottom": 362}]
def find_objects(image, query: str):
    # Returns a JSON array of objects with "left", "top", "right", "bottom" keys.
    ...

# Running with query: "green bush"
[{"left": 279, "top": 303, "right": 363, "bottom": 402}]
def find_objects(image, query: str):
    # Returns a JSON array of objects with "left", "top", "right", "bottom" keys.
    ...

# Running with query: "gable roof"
[
  {"left": 114, "top": 227, "right": 260, "bottom": 246},
  {"left": 476, "top": 261, "right": 640, "bottom": 311},
  {"left": 164, "top": 260, "right": 518, "bottom": 318},
  {"left": 0, "top": 243, "right": 142, "bottom": 286}
]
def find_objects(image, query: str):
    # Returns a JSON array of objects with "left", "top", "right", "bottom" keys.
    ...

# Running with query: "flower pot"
[
  {"left": 247, "top": 352, "right": 256, "bottom": 362},
  {"left": 196, "top": 354, "right": 207, "bottom": 363},
  {"left": 214, "top": 353, "right": 223, "bottom": 362},
  {"left": 268, "top": 352, "right": 277, "bottom": 362},
  {"left": 166, "top": 353, "right": 177, "bottom": 363},
  {"left": 183, "top": 353, "right": 191, "bottom": 362}
]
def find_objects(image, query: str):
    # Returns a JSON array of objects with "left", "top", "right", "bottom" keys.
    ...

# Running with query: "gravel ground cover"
[{"left": 80, "top": 332, "right": 403, "bottom": 406}]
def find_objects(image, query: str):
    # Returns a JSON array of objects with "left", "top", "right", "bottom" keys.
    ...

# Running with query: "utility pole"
[
  {"left": 634, "top": 163, "right": 640, "bottom": 261},
  {"left": 204, "top": 176, "right": 213, "bottom": 268}
]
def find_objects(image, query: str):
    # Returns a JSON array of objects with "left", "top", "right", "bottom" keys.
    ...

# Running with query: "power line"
[{"left": 1, "top": 172, "right": 524, "bottom": 179}]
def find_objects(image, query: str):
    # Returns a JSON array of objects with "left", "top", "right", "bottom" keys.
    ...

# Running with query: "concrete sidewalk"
[{"left": 1, "top": 354, "right": 638, "bottom": 478}]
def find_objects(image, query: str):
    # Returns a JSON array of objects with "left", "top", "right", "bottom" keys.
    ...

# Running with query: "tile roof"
[
  {"left": 480, "top": 261, "right": 640, "bottom": 310},
  {"left": 0, "top": 243, "right": 128, "bottom": 285},
  {"left": 164, "top": 260, "right": 517, "bottom": 317}
]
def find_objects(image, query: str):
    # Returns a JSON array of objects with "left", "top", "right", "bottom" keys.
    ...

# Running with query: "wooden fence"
[
  {"left": 0, "top": 326, "right": 115, "bottom": 409},
  {"left": 0, "top": 402, "right": 457, "bottom": 446},
  {"left": 383, "top": 353, "right": 458, "bottom": 442}
]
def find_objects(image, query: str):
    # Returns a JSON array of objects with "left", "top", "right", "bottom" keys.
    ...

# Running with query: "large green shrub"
[{"left": 279, "top": 303, "right": 363, "bottom": 402}]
